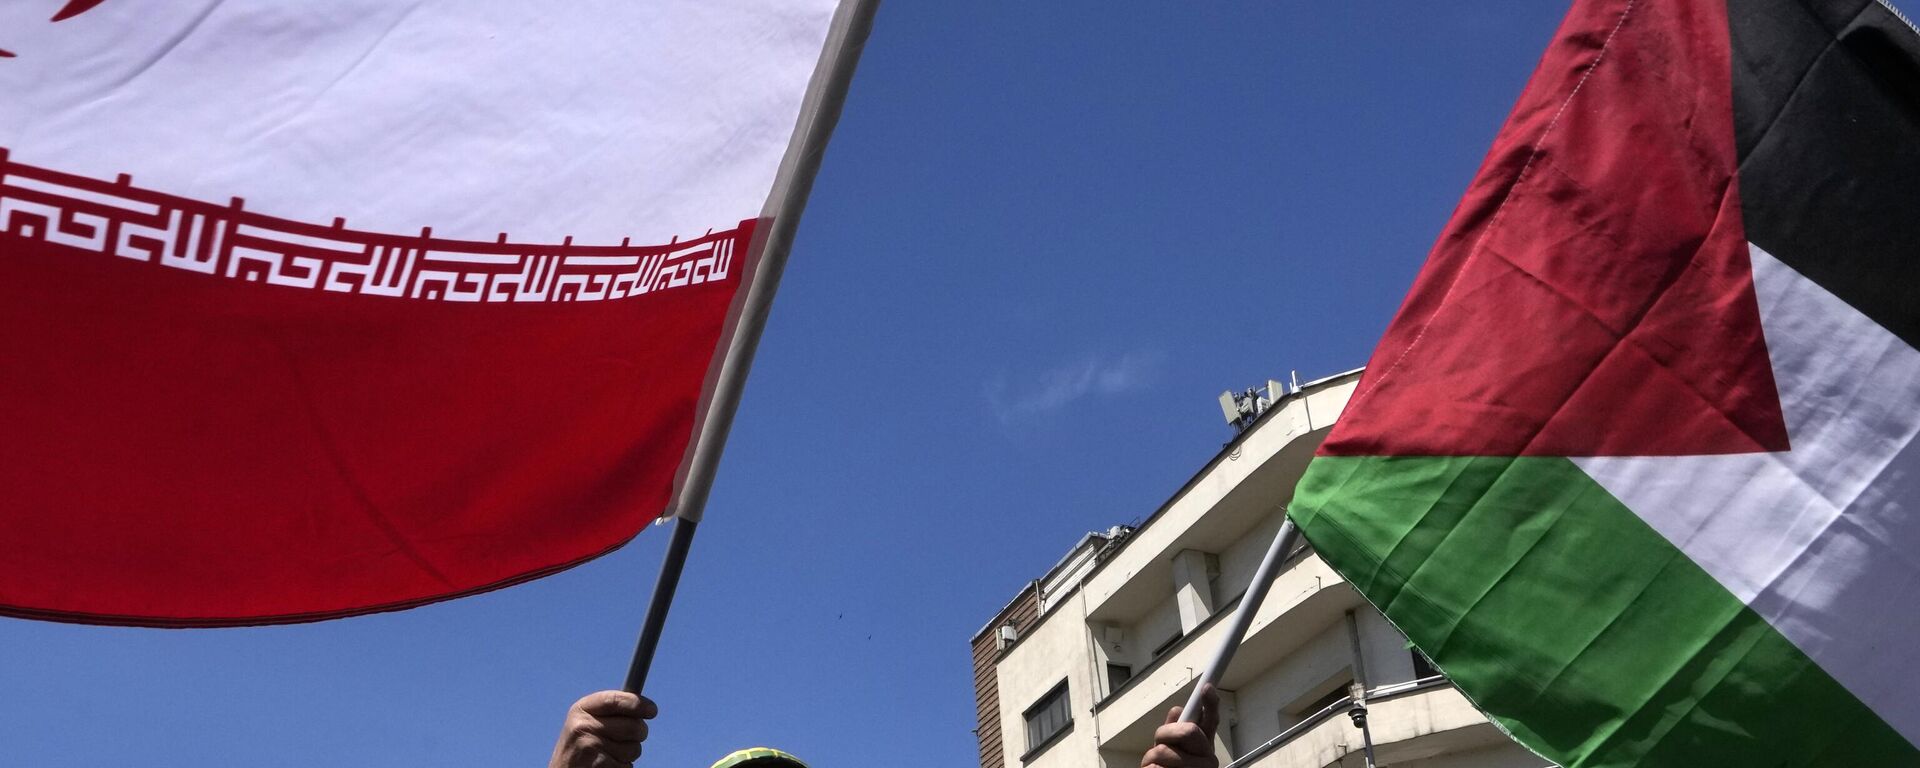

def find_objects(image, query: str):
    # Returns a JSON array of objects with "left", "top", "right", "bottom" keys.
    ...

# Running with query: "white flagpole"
[
  {"left": 624, "top": 0, "right": 883, "bottom": 695},
  {"left": 1178, "top": 515, "right": 1301, "bottom": 722}
]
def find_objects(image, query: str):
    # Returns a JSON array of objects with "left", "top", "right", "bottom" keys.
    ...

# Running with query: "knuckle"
[{"left": 578, "top": 691, "right": 629, "bottom": 715}]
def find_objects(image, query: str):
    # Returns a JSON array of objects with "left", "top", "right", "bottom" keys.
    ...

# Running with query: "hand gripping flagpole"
[
  {"left": 1178, "top": 514, "right": 1302, "bottom": 723},
  {"left": 623, "top": 0, "right": 883, "bottom": 696}
]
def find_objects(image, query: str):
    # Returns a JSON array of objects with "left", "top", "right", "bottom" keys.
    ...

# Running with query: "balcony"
[
  {"left": 1093, "top": 553, "right": 1362, "bottom": 756},
  {"left": 1227, "top": 678, "right": 1538, "bottom": 768},
  {"left": 1082, "top": 376, "right": 1357, "bottom": 629}
]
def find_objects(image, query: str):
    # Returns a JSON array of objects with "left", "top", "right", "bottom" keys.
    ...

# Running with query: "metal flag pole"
[
  {"left": 622, "top": 0, "right": 882, "bottom": 696},
  {"left": 1179, "top": 515, "right": 1302, "bottom": 722},
  {"left": 624, "top": 518, "right": 700, "bottom": 693}
]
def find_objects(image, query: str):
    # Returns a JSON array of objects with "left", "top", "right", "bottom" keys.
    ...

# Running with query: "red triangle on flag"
[{"left": 1322, "top": 0, "right": 1787, "bottom": 458}]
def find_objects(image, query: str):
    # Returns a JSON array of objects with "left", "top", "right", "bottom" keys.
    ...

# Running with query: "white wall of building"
[
  {"left": 995, "top": 591, "right": 1099, "bottom": 768},
  {"left": 1229, "top": 617, "right": 1356, "bottom": 751},
  {"left": 1352, "top": 609, "right": 1418, "bottom": 688},
  {"left": 979, "top": 370, "right": 1551, "bottom": 768},
  {"left": 1386, "top": 743, "right": 1553, "bottom": 768},
  {"left": 1215, "top": 510, "right": 1289, "bottom": 608}
]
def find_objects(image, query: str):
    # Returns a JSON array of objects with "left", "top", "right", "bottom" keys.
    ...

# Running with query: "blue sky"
[{"left": 8, "top": 3, "right": 1903, "bottom": 767}]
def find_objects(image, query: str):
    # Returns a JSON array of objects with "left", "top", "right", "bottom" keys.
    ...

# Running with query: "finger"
[
  {"left": 598, "top": 737, "right": 642, "bottom": 764},
  {"left": 567, "top": 735, "right": 620, "bottom": 767},
  {"left": 586, "top": 752, "right": 634, "bottom": 768},
  {"left": 585, "top": 715, "right": 647, "bottom": 744},
  {"left": 1163, "top": 705, "right": 1183, "bottom": 726},
  {"left": 577, "top": 691, "right": 652, "bottom": 719},
  {"left": 1140, "top": 744, "right": 1183, "bottom": 768},
  {"left": 1197, "top": 683, "right": 1221, "bottom": 739},
  {"left": 1154, "top": 722, "right": 1213, "bottom": 758}
]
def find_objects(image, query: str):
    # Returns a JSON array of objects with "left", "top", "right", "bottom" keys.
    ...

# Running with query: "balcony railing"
[{"left": 1224, "top": 675, "right": 1452, "bottom": 768}]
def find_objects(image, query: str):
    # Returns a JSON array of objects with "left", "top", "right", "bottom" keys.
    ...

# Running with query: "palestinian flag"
[{"left": 1289, "top": 0, "right": 1920, "bottom": 765}]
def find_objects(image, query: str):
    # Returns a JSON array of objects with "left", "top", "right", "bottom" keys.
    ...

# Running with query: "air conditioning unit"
[{"left": 996, "top": 623, "right": 1020, "bottom": 650}]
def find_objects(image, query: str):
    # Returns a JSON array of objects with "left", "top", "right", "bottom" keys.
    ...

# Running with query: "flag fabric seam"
[{"left": 1879, "top": 0, "right": 1920, "bottom": 33}]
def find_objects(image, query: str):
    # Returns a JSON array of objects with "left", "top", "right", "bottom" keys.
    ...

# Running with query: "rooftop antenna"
[{"left": 1218, "top": 379, "right": 1283, "bottom": 433}]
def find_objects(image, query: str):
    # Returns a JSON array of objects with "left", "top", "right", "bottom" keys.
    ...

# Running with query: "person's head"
[{"left": 710, "top": 747, "right": 809, "bottom": 768}]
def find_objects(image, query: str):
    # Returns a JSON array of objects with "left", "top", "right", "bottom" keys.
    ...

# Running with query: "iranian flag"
[
  {"left": 1290, "top": 0, "right": 1920, "bottom": 765},
  {"left": 0, "top": 1, "right": 860, "bottom": 625}
]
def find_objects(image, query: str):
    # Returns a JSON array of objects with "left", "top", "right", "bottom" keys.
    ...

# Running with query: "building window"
[
  {"left": 1107, "top": 663, "right": 1133, "bottom": 692},
  {"left": 1299, "top": 684, "right": 1350, "bottom": 718},
  {"left": 1280, "top": 670, "right": 1355, "bottom": 731},
  {"left": 1412, "top": 649, "right": 1442, "bottom": 680},
  {"left": 1024, "top": 681, "right": 1072, "bottom": 751},
  {"left": 1150, "top": 631, "right": 1182, "bottom": 660}
]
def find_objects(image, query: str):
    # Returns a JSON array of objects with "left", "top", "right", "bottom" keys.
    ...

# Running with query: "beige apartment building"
[{"left": 970, "top": 369, "right": 1551, "bottom": 768}]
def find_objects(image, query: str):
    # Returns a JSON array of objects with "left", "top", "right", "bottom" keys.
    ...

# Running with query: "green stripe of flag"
[{"left": 1292, "top": 455, "right": 1919, "bottom": 767}]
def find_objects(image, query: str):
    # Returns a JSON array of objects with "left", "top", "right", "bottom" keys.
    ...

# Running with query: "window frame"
[
  {"left": 1150, "top": 631, "right": 1183, "bottom": 660},
  {"left": 1022, "top": 680, "right": 1073, "bottom": 754}
]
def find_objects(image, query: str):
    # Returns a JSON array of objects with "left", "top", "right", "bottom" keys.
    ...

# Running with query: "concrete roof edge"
[
  {"left": 1069, "top": 367, "right": 1364, "bottom": 591},
  {"left": 967, "top": 366, "right": 1363, "bottom": 642},
  {"left": 969, "top": 579, "right": 1041, "bottom": 643}
]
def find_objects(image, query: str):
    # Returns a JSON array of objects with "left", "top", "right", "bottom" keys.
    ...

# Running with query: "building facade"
[{"left": 971, "top": 370, "right": 1551, "bottom": 768}]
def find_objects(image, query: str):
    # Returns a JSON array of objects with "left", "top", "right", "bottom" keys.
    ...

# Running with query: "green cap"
[{"left": 709, "top": 747, "right": 810, "bottom": 768}]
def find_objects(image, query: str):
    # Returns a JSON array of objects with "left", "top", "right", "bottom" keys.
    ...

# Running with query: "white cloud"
[{"left": 986, "top": 350, "right": 1165, "bottom": 424}]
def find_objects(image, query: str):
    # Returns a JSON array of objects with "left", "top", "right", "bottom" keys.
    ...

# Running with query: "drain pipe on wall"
[
  {"left": 1080, "top": 588, "right": 1103, "bottom": 751},
  {"left": 1344, "top": 611, "right": 1379, "bottom": 768}
]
